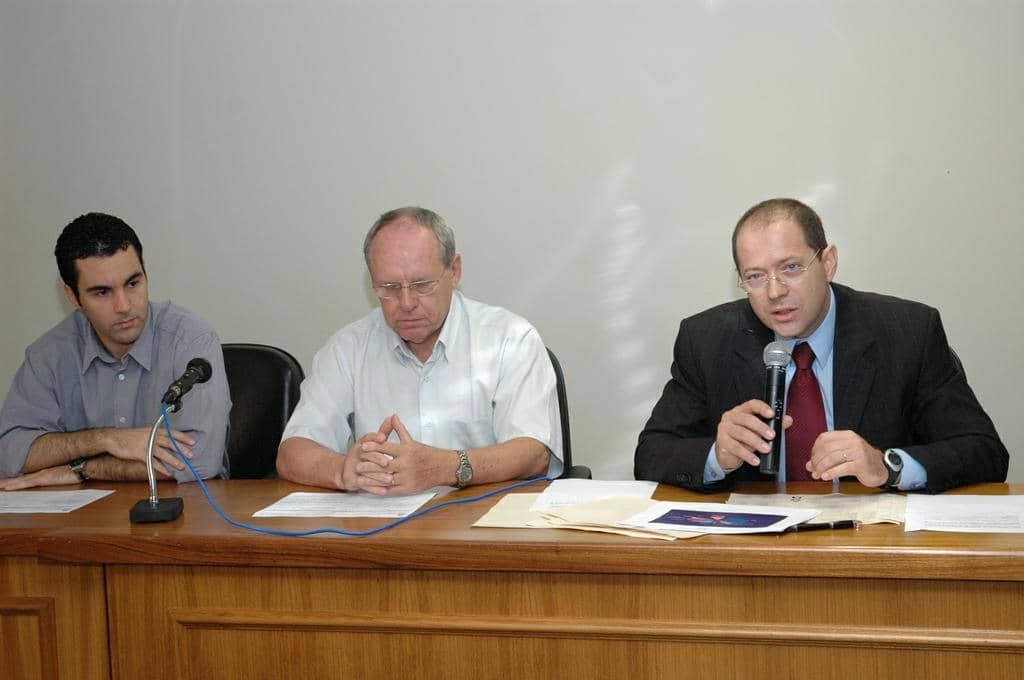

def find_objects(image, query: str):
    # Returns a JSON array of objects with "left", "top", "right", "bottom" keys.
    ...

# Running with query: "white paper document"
[
  {"left": 253, "top": 490, "right": 438, "bottom": 518},
  {"left": 0, "top": 489, "right": 114, "bottom": 513},
  {"left": 727, "top": 492, "right": 906, "bottom": 525},
  {"left": 904, "top": 495, "right": 1024, "bottom": 533},
  {"left": 528, "top": 479, "right": 658, "bottom": 512},
  {"left": 619, "top": 501, "right": 820, "bottom": 535}
]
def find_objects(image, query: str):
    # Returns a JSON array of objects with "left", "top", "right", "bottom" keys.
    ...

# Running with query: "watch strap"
[
  {"left": 883, "top": 449, "right": 902, "bottom": 488},
  {"left": 69, "top": 457, "right": 90, "bottom": 483},
  {"left": 454, "top": 449, "right": 473, "bottom": 488}
]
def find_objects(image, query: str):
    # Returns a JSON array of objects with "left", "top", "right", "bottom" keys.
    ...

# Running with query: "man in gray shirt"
[{"left": 0, "top": 213, "right": 230, "bottom": 489}]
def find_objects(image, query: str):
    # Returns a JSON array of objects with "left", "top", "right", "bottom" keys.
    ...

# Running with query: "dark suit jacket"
[{"left": 634, "top": 284, "right": 1008, "bottom": 494}]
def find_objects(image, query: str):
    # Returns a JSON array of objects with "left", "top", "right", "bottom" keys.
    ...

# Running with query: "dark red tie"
[{"left": 785, "top": 342, "right": 827, "bottom": 482}]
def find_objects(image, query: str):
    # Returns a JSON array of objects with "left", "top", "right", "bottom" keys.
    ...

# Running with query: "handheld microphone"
[
  {"left": 161, "top": 358, "right": 212, "bottom": 410},
  {"left": 130, "top": 357, "right": 213, "bottom": 524},
  {"left": 760, "top": 341, "right": 791, "bottom": 475}
]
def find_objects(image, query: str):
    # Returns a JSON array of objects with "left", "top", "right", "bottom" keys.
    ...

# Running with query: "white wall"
[{"left": 1, "top": 0, "right": 1021, "bottom": 481}]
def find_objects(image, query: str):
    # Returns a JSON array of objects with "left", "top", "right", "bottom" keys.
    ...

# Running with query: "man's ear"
[
  {"left": 451, "top": 253, "right": 462, "bottom": 287},
  {"left": 822, "top": 244, "right": 839, "bottom": 282},
  {"left": 63, "top": 284, "right": 81, "bottom": 309}
]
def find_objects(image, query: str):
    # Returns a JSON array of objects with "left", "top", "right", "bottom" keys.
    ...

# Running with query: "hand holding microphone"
[{"left": 713, "top": 342, "right": 793, "bottom": 475}]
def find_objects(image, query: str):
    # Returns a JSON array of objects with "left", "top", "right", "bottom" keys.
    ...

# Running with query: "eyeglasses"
[
  {"left": 373, "top": 270, "right": 448, "bottom": 300},
  {"left": 738, "top": 250, "right": 822, "bottom": 291}
]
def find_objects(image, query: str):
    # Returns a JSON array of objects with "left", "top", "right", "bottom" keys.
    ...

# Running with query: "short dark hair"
[
  {"left": 363, "top": 207, "right": 456, "bottom": 271},
  {"left": 731, "top": 198, "right": 827, "bottom": 269},
  {"left": 55, "top": 213, "right": 145, "bottom": 299}
]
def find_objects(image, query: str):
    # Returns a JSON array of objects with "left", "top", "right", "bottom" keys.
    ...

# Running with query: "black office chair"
[
  {"left": 222, "top": 343, "right": 304, "bottom": 479},
  {"left": 547, "top": 347, "right": 592, "bottom": 479}
]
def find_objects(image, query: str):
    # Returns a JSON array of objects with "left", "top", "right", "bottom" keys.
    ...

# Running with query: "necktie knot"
[{"left": 793, "top": 342, "right": 815, "bottom": 370}]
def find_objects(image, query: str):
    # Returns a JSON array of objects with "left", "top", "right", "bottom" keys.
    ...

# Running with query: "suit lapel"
[
  {"left": 832, "top": 285, "right": 877, "bottom": 432},
  {"left": 732, "top": 303, "right": 773, "bottom": 402}
]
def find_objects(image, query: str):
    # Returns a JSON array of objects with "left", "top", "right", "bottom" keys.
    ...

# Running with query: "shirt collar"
[
  {"left": 77, "top": 303, "right": 155, "bottom": 374},
  {"left": 774, "top": 285, "right": 837, "bottom": 365},
  {"left": 386, "top": 290, "right": 463, "bottom": 365}
]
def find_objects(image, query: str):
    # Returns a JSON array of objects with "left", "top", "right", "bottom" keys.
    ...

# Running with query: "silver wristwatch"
[
  {"left": 883, "top": 449, "right": 903, "bottom": 488},
  {"left": 454, "top": 449, "right": 473, "bottom": 488}
]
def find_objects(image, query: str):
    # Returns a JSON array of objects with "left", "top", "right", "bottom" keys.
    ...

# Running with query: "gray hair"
[{"left": 362, "top": 207, "right": 457, "bottom": 270}]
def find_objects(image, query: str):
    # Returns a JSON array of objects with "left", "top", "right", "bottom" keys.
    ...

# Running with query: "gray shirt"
[{"left": 0, "top": 300, "right": 231, "bottom": 481}]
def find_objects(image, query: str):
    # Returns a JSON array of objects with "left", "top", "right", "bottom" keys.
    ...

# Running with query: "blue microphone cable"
[{"left": 160, "top": 402, "right": 550, "bottom": 537}]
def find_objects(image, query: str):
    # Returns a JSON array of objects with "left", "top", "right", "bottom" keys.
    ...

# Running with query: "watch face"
[{"left": 885, "top": 450, "right": 903, "bottom": 471}]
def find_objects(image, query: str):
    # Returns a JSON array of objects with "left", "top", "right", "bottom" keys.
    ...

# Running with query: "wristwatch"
[
  {"left": 883, "top": 449, "right": 903, "bottom": 488},
  {"left": 69, "top": 457, "right": 90, "bottom": 483},
  {"left": 454, "top": 449, "right": 473, "bottom": 488}
]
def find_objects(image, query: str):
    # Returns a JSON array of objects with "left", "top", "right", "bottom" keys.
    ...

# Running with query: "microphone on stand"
[
  {"left": 759, "top": 341, "right": 791, "bottom": 476},
  {"left": 161, "top": 358, "right": 213, "bottom": 409},
  {"left": 130, "top": 358, "right": 213, "bottom": 524}
]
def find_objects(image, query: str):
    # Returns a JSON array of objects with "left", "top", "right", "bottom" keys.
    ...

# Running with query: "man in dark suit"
[{"left": 635, "top": 198, "right": 1007, "bottom": 494}]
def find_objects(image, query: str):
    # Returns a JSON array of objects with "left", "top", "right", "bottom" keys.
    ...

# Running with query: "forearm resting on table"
[
  {"left": 83, "top": 454, "right": 171, "bottom": 481},
  {"left": 277, "top": 437, "right": 345, "bottom": 489},
  {"left": 22, "top": 429, "right": 117, "bottom": 473},
  {"left": 468, "top": 436, "right": 551, "bottom": 485}
]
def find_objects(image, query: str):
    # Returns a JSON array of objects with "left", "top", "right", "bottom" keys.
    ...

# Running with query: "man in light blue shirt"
[
  {"left": 277, "top": 207, "right": 561, "bottom": 495},
  {"left": 0, "top": 213, "right": 230, "bottom": 489}
]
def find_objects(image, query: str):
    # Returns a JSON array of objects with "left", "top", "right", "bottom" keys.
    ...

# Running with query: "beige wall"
[{"left": 1, "top": 1, "right": 1021, "bottom": 481}]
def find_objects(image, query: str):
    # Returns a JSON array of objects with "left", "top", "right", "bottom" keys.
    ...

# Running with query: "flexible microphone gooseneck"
[
  {"left": 129, "top": 358, "right": 212, "bottom": 524},
  {"left": 760, "top": 341, "right": 791, "bottom": 475}
]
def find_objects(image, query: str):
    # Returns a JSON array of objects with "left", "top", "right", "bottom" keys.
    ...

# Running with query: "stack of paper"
[{"left": 474, "top": 480, "right": 820, "bottom": 540}]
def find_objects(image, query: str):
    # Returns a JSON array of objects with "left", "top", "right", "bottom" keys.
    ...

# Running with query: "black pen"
[{"left": 785, "top": 519, "right": 860, "bottom": 533}]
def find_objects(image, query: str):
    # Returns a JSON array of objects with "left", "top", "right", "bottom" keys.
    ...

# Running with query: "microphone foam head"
[
  {"left": 187, "top": 358, "right": 213, "bottom": 383},
  {"left": 763, "top": 341, "right": 792, "bottom": 368}
]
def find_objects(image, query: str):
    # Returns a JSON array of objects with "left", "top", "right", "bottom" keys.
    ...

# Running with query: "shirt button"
[
  {"left": 118, "top": 373, "right": 125, "bottom": 381},
  {"left": 118, "top": 416, "right": 127, "bottom": 424}
]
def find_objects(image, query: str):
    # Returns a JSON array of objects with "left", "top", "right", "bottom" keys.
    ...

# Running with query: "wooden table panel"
[
  {"left": 103, "top": 562, "right": 1024, "bottom": 679},
  {"left": 0, "top": 557, "right": 109, "bottom": 680}
]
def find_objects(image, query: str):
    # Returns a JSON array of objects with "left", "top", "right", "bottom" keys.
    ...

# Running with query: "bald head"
[{"left": 731, "top": 198, "right": 827, "bottom": 270}]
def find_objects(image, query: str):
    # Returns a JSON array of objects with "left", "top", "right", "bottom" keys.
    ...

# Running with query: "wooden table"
[{"left": 2, "top": 480, "right": 1023, "bottom": 680}]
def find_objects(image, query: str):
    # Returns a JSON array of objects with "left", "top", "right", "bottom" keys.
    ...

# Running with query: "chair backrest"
[
  {"left": 546, "top": 347, "right": 591, "bottom": 479},
  {"left": 222, "top": 343, "right": 304, "bottom": 479}
]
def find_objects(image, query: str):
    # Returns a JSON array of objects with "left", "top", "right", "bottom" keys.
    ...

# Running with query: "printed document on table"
[
  {"left": 727, "top": 492, "right": 905, "bottom": 524},
  {"left": 904, "top": 495, "right": 1024, "bottom": 533},
  {"left": 253, "top": 490, "right": 438, "bottom": 518},
  {"left": 475, "top": 493, "right": 693, "bottom": 540},
  {"left": 0, "top": 489, "right": 114, "bottom": 513},
  {"left": 529, "top": 479, "right": 658, "bottom": 512},
  {"left": 542, "top": 496, "right": 702, "bottom": 540},
  {"left": 619, "top": 501, "right": 819, "bottom": 535}
]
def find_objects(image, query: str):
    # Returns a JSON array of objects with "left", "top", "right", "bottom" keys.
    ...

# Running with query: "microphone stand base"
[{"left": 130, "top": 497, "right": 184, "bottom": 524}]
